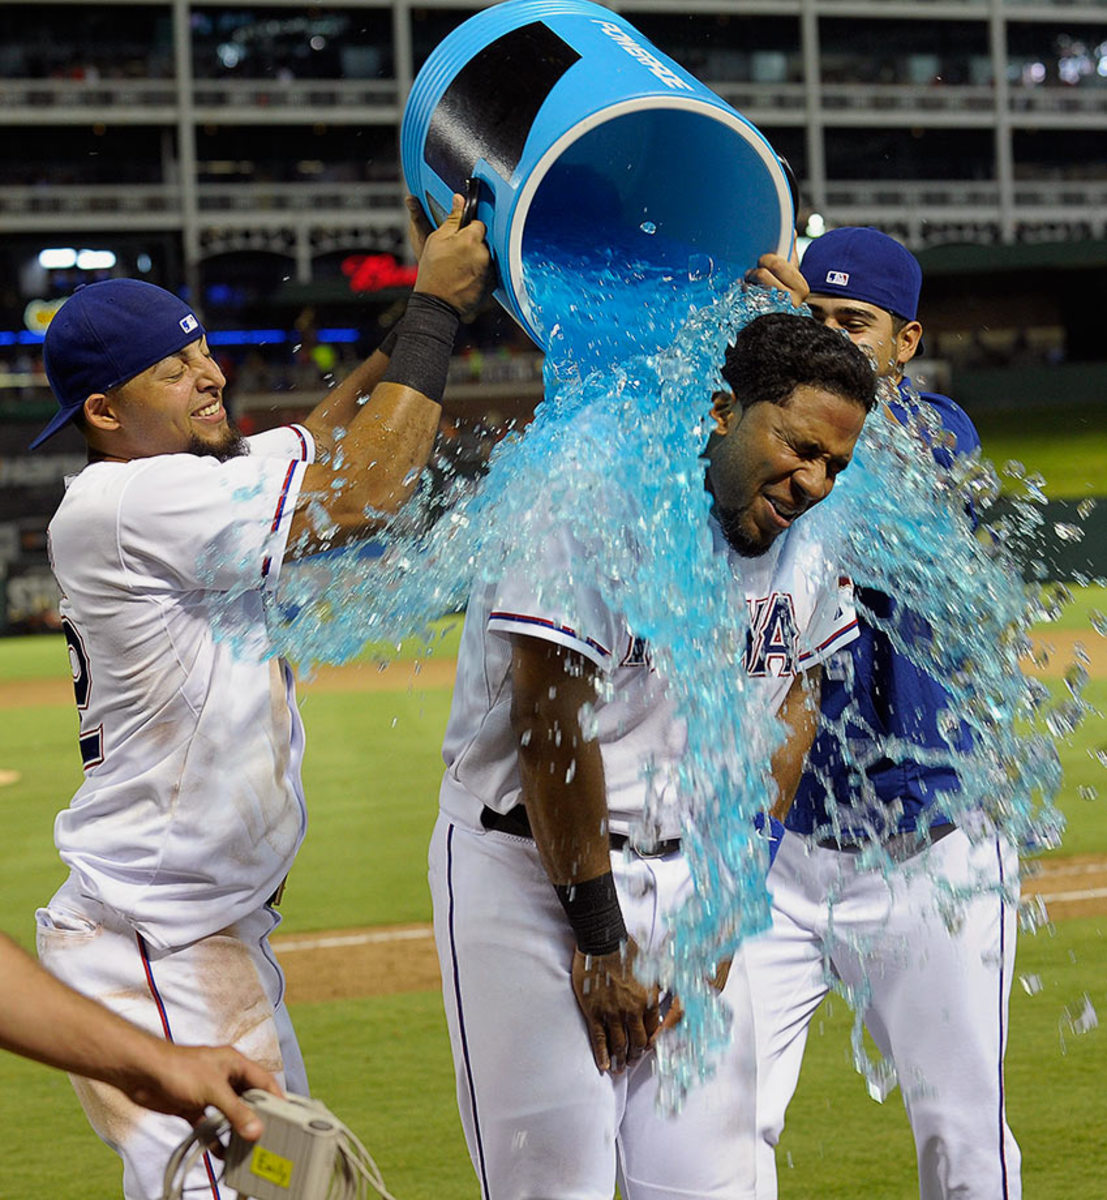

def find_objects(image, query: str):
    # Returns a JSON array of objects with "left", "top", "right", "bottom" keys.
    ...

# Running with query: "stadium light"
[
  {"left": 76, "top": 250, "right": 117, "bottom": 270},
  {"left": 38, "top": 249, "right": 78, "bottom": 270}
]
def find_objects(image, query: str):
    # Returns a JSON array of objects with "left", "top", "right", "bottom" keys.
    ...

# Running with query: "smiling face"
[
  {"left": 83, "top": 337, "right": 243, "bottom": 461},
  {"left": 704, "top": 385, "right": 867, "bottom": 557},
  {"left": 805, "top": 295, "right": 921, "bottom": 382}
]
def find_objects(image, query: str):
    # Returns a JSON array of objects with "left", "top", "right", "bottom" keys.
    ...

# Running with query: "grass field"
[
  {"left": 2, "top": 586, "right": 1106, "bottom": 1198},
  {"left": 974, "top": 403, "right": 1107, "bottom": 499}
]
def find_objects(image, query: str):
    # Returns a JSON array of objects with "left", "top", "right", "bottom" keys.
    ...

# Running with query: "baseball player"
[
  {"left": 746, "top": 227, "right": 1021, "bottom": 1199},
  {"left": 32, "top": 194, "right": 489, "bottom": 1199},
  {"left": 429, "top": 308, "right": 877, "bottom": 1200}
]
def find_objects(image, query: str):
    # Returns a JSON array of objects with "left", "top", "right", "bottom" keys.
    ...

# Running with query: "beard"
[
  {"left": 187, "top": 423, "right": 247, "bottom": 462},
  {"left": 714, "top": 504, "right": 772, "bottom": 558}
]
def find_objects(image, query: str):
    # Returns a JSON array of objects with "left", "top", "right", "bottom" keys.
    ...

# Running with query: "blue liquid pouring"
[{"left": 249, "top": 242, "right": 1092, "bottom": 1102}]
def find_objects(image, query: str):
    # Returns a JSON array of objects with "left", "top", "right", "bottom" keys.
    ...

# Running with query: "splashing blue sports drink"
[{"left": 251, "top": 236, "right": 1085, "bottom": 1101}]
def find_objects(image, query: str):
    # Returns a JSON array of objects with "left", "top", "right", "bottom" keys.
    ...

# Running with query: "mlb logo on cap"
[
  {"left": 826, "top": 270, "right": 849, "bottom": 286},
  {"left": 180, "top": 314, "right": 199, "bottom": 334}
]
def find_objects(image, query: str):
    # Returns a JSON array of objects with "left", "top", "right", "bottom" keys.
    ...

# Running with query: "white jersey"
[
  {"left": 47, "top": 425, "right": 314, "bottom": 950},
  {"left": 439, "top": 517, "right": 858, "bottom": 839}
]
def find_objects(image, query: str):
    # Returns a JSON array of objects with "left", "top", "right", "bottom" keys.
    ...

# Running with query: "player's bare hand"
[
  {"left": 122, "top": 1043, "right": 283, "bottom": 1142},
  {"left": 571, "top": 942, "right": 660, "bottom": 1074},
  {"left": 746, "top": 252, "right": 809, "bottom": 308},
  {"left": 412, "top": 193, "right": 492, "bottom": 322},
  {"left": 653, "top": 957, "right": 732, "bottom": 1039}
]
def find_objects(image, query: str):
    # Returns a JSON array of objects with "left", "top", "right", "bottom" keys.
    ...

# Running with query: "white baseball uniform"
[
  {"left": 429, "top": 515, "right": 858, "bottom": 1200},
  {"left": 36, "top": 424, "right": 314, "bottom": 1200}
]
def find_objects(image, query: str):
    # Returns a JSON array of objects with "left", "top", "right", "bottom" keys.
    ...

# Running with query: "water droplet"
[
  {"left": 1003, "top": 460, "right": 1025, "bottom": 479},
  {"left": 688, "top": 253, "right": 714, "bottom": 282},
  {"left": 1019, "top": 973, "right": 1043, "bottom": 995},
  {"left": 1077, "top": 498, "right": 1096, "bottom": 520},
  {"left": 1018, "top": 894, "right": 1050, "bottom": 933},
  {"left": 1045, "top": 701, "right": 1083, "bottom": 738},
  {"left": 1063, "top": 663, "right": 1089, "bottom": 698},
  {"left": 1053, "top": 522, "right": 1084, "bottom": 544},
  {"left": 862, "top": 1057, "right": 897, "bottom": 1103},
  {"left": 1090, "top": 610, "right": 1107, "bottom": 636},
  {"left": 1060, "top": 994, "right": 1098, "bottom": 1039},
  {"left": 640, "top": 220, "right": 657, "bottom": 235},
  {"left": 1078, "top": 785, "right": 1097, "bottom": 802}
]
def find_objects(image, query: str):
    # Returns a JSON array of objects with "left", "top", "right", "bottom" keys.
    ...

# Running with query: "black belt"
[
  {"left": 816, "top": 822, "right": 956, "bottom": 862},
  {"left": 481, "top": 804, "right": 681, "bottom": 858}
]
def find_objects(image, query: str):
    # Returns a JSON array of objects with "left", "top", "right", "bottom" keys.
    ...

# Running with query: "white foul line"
[
  {"left": 1035, "top": 887, "right": 1107, "bottom": 905},
  {"left": 273, "top": 927, "right": 434, "bottom": 953}
]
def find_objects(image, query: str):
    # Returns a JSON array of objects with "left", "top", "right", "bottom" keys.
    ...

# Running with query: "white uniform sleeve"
[
  {"left": 486, "top": 526, "right": 627, "bottom": 672},
  {"left": 798, "top": 572, "right": 859, "bottom": 671},
  {"left": 113, "top": 452, "right": 309, "bottom": 593},
  {"left": 246, "top": 423, "right": 315, "bottom": 463}
]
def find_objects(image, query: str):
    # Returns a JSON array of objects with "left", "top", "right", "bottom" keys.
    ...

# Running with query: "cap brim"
[{"left": 29, "top": 406, "right": 81, "bottom": 450}]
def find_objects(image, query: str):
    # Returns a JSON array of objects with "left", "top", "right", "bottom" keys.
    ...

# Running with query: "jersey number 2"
[{"left": 63, "top": 618, "right": 104, "bottom": 769}]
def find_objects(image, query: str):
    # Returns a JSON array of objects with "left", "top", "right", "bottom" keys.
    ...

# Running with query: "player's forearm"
[
  {"left": 300, "top": 347, "right": 393, "bottom": 454},
  {"left": 520, "top": 735, "right": 612, "bottom": 887},
  {"left": 287, "top": 381, "right": 442, "bottom": 554},
  {"left": 510, "top": 639, "right": 612, "bottom": 887},
  {"left": 0, "top": 934, "right": 158, "bottom": 1081},
  {"left": 768, "top": 668, "right": 821, "bottom": 820},
  {"left": 288, "top": 292, "right": 465, "bottom": 552},
  {"left": 518, "top": 728, "right": 627, "bottom": 958}
]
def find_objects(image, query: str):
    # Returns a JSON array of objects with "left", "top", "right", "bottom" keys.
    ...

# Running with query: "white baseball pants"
[
  {"left": 428, "top": 814, "right": 758, "bottom": 1200},
  {"left": 746, "top": 827, "right": 1020, "bottom": 1199},
  {"left": 36, "top": 875, "right": 307, "bottom": 1200}
]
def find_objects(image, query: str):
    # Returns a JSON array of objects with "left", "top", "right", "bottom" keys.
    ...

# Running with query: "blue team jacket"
[{"left": 785, "top": 381, "right": 982, "bottom": 840}]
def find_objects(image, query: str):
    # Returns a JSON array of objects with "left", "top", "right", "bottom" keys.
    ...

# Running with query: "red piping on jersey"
[
  {"left": 489, "top": 611, "right": 611, "bottom": 659},
  {"left": 136, "top": 933, "right": 173, "bottom": 1040},
  {"left": 137, "top": 933, "right": 223, "bottom": 1197},
  {"left": 290, "top": 424, "right": 309, "bottom": 460},
  {"left": 262, "top": 460, "right": 300, "bottom": 579}
]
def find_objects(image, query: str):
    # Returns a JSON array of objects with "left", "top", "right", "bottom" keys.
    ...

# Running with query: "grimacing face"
[
  {"left": 87, "top": 337, "right": 244, "bottom": 461},
  {"left": 705, "top": 384, "right": 867, "bottom": 558},
  {"left": 806, "top": 295, "right": 921, "bottom": 381}
]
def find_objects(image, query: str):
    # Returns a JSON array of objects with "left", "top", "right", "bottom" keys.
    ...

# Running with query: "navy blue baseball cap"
[
  {"left": 31, "top": 279, "right": 205, "bottom": 449},
  {"left": 800, "top": 227, "right": 922, "bottom": 322}
]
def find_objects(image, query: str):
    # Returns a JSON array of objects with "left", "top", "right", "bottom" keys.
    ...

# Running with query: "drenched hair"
[{"left": 721, "top": 312, "right": 877, "bottom": 414}]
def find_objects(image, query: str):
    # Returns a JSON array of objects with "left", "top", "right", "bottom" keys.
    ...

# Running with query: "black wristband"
[
  {"left": 377, "top": 322, "right": 402, "bottom": 358},
  {"left": 554, "top": 873, "right": 627, "bottom": 957},
  {"left": 380, "top": 292, "right": 460, "bottom": 405}
]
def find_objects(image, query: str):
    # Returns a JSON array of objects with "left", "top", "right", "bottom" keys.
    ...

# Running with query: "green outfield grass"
[
  {"left": 1, "top": 586, "right": 1105, "bottom": 1198},
  {"left": 974, "top": 403, "right": 1107, "bottom": 499}
]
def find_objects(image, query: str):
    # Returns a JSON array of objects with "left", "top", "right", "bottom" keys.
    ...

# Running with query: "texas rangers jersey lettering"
[{"left": 745, "top": 593, "right": 800, "bottom": 677}]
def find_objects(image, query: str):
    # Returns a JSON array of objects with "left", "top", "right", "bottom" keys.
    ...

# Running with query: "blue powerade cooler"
[{"left": 401, "top": 0, "right": 796, "bottom": 348}]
